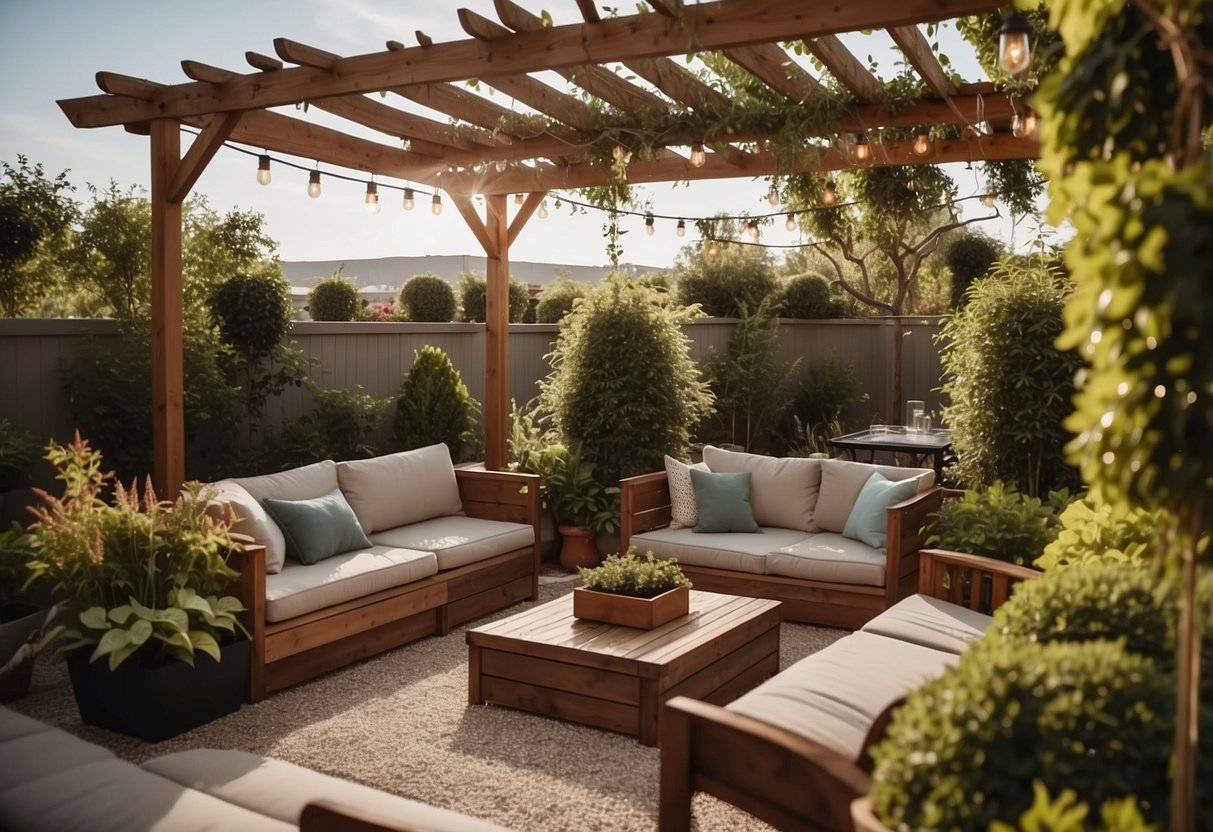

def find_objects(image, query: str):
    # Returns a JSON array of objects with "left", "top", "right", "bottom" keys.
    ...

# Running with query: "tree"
[
  {"left": 672, "top": 218, "right": 779, "bottom": 317},
  {"left": 0, "top": 156, "right": 78, "bottom": 316},
  {"left": 67, "top": 182, "right": 151, "bottom": 320},
  {"left": 945, "top": 231, "right": 1004, "bottom": 308}
]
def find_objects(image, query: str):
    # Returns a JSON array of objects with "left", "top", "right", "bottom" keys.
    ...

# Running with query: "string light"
[
  {"left": 821, "top": 181, "right": 837, "bottom": 206},
  {"left": 983, "top": 190, "right": 997, "bottom": 207},
  {"left": 538, "top": 199, "right": 549, "bottom": 219},
  {"left": 912, "top": 129, "right": 931, "bottom": 156},
  {"left": 1012, "top": 109, "right": 1038, "bottom": 138},
  {"left": 514, "top": 193, "right": 525, "bottom": 206},
  {"left": 767, "top": 188, "right": 780, "bottom": 207},
  {"left": 307, "top": 169, "right": 321, "bottom": 199},
  {"left": 706, "top": 240, "right": 720, "bottom": 258},
  {"left": 676, "top": 219, "right": 686, "bottom": 237},
  {"left": 364, "top": 181, "right": 380, "bottom": 213},
  {"left": 689, "top": 143, "right": 707, "bottom": 168},
  {"left": 256, "top": 154, "right": 272, "bottom": 186},
  {"left": 403, "top": 187, "right": 415, "bottom": 211},
  {"left": 785, "top": 213, "right": 797, "bottom": 232},
  {"left": 906, "top": 177, "right": 917, "bottom": 192},
  {"left": 853, "top": 132, "right": 870, "bottom": 163},
  {"left": 999, "top": 11, "right": 1032, "bottom": 76},
  {"left": 431, "top": 191, "right": 443, "bottom": 216},
  {"left": 645, "top": 213, "right": 655, "bottom": 236},
  {"left": 746, "top": 220, "right": 760, "bottom": 240}
]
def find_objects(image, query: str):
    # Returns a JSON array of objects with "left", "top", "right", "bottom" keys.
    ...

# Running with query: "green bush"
[
  {"left": 307, "top": 275, "right": 360, "bottom": 321},
  {"left": 208, "top": 271, "right": 292, "bottom": 357},
  {"left": 457, "top": 271, "right": 529, "bottom": 323},
  {"left": 539, "top": 277, "right": 713, "bottom": 483},
  {"left": 869, "top": 638, "right": 1178, "bottom": 831},
  {"left": 673, "top": 243, "right": 779, "bottom": 318},
  {"left": 394, "top": 345, "right": 478, "bottom": 458},
  {"left": 0, "top": 417, "right": 36, "bottom": 488},
  {"left": 790, "top": 351, "right": 867, "bottom": 430},
  {"left": 272, "top": 384, "right": 391, "bottom": 469},
  {"left": 945, "top": 231, "right": 1002, "bottom": 309},
  {"left": 578, "top": 548, "right": 691, "bottom": 597},
  {"left": 534, "top": 279, "right": 591, "bottom": 323},
  {"left": 1035, "top": 488, "right": 1169, "bottom": 570},
  {"left": 939, "top": 259, "right": 1081, "bottom": 496},
  {"left": 398, "top": 273, "right": 456, "bottom": 322},
  {"left": 925, "top": 482, "right": 1072, "bottom": 566},
  {"left": 779, "top": 273, "right": 834, "bottom": 318}
]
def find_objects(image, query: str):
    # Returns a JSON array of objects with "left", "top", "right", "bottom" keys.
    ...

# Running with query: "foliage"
[
  {"left": 988, "top": 781, "right": 1156, "bottom": 832},
  {"left": 925, "top": 482, "right": 1072, "bottom": 566},
  {"left": 23, "top": 435, "right": 246, "bottom": 670},
  {"left": 578, "top": 547, "right": 691, "bottom": 598},
  {"left": 1035, "top": 489, "right": 1170, "bottom": 571},
  {"left": 307, "top": 274, "right": 361, "bottom": 321},
  {"left": 944, "top": 230, "right": 1003, "bottom": 309},
  {"left": 398, "top": 273, "right": 456, "bottom": 322},
  {"left": 0, "top": 525, "right": 35, "bottom": 608},
  {"left": 456, "top": 271, "right": 530, "bottom": 323},
  {"left": 543, "top": 442, "right": 617, "bottom": 533},
  {"left": 789, "top": 351, "right": 868, "bottom": 429},
  {"left": 393, "top": 345, "right": 478, "bottom": 460},
  {"left": 353, "top": 301, "right": 408, "bottom": 322},
  {"left": 671, "top": 229, "right": 779, "bottom": 318},
  {"left": 270, "top": 384, "right": 391, "bottom": 469},
  {"left": 0, "top": 417, "right": 37, "bottom": 488},
  {"left": 66, "top": 182, "right": 152, "bottom": 321},
  {"left": 869, "top": 638, "right": 1178, "bottom": 831},
  {"left": 539, "top": 276, "right": 713, "bottom": 483},
  {"left": 778, "top": 273, "right": 835, "bottom": 319},
  {"left": 0, "top": 155, "right": 77, "bottom": 317},
  {"left": 181, "top": 196, "right": 281, "bottom": 322},
  {"left": 534, "top": 278, "right": 591, "bottom": 323},
  {"left": 939, "top": 258, "right": 1081, "bottom": 496},
  {"left": 700, "top": 299, "right": 800, "bottom": 452}
]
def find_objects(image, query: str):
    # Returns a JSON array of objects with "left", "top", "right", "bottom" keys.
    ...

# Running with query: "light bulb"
[
  {"left": 768, "top": 188, "right": 779, "bottom": 207},
  {"left": 403, "top": 188, "right": 415, "bottom": 211},
  {"left": 1024, "top": 110, "right": 1039, "bottom": 136},
  {"left": 307, "top": 169, "right": 321, "bottom": 199},
  {"left": 785, "top": 213, "right": 797, "bottom": 232},
  {"left": 706, "top": 240, "right": 720, "bottom": 258},
  {"left": 256, "top": 154, "right": 271, "bottom": 186},
  {"left": 822, "top": 181, "right": 837, "bottom": 206},
  {"left": 746, "top": 221, "right": 760, "bottom": 240},
  {"left": 689, "top": 144, "right": 706, "bottom": 168},
  {"left": 644, "top": 214, "right": 655, "bottom": 236},
  {"left": 906, "top": 177, "right": 917, "bottom": 192},
  {"left": 514, "top": 193, "right": 525, "bottom": 206},
  {"left": 983, "top": 191, "right": 997, "bottom": 208},
  {"left": 1014, "top": 109, "right": 1039, "bottom": 138},
  {"left": 538, "top": 199, "right": 549, "bottom": 219},
  {"left": 364, "top": 182, "right": 379, "bottom": 213},
  {"left": 612, "top": 144, "right": 627, "bottom": 162},
  {"left": 676, "top": 219, "right": 686, "bottom": 237},
  {"left": 912, "top": 130, "right": 930, "bottom": 156},
  {"left": 738, "top": 217, "right": 748, "bottom": 234},
  {"left": 853, "top": 133, "right": 870, "bottom": 162},
  {"left": 999, "top": 12, "right": 1032, "bottom": 76},
  {"left": 431, "top": 193, "right": 443, "bottom": 216}
]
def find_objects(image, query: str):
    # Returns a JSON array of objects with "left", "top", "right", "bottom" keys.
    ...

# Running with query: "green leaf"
[
  {"left": 190, "top": 630, "right": 221, "bottom": 663},
  {"left": 79, "top": 606, "right": 110, "bottom": 630}
]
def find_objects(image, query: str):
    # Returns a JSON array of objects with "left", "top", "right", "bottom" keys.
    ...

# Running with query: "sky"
[{"left": 0, "top": 0, "right": 1054, "bottom": 272}]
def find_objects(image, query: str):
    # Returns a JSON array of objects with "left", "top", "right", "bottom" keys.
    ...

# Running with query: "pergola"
[{"left": 56, "top": 0, "right": 1037, "bottom": 494}]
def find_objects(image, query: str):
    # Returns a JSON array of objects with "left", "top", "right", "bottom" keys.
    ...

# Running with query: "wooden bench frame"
[
  {"left": 231, "top": 468, "right": 541, "bottom": 702},
  {"left": 657, "top": 549, "right": 1040, "bottom": 832},
  {"left": 619, "top": 470, "right": 944, "bottom": 629}
]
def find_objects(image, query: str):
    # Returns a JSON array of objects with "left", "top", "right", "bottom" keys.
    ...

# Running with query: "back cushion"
[
  {"left": 703, "top": 445, "right": 822, "bottom": 531},
  {"left": 223, "top": 459, "right": 340, "bottom": 574},
  {"left": 812, "top": 459, "right": 935, "bottom": 533},
  {"left": 337, "top": 444, "right": 463, "bottom": 535}
]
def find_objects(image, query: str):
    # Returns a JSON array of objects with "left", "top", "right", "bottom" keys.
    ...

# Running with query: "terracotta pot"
[
  {"left": 572, "top": 585, "right": 690, "bottom": 629},
  {"left": 557, "top": 524, "right": 600, "bottom": 571}
]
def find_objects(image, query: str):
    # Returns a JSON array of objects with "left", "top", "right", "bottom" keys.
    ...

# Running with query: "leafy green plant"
[
  {"left": 307, "top": 274, "right": 360, "bottom": 321},
  {"left": 394, "top": 345, "right": 478, "bottom": 459},
  {"left": 456, "top": 271, "right": 529, "bottom": 322},
  {"left": 989, "top": 781, "right": 1155, "bottom": 832},
  {"left": 544, "top": 443, "right": 617, "bottom": 534},
  {"left": 578, "top": 547, "right": 691, "bottom": 598},
  {"left": 672, "top": 235, "right": 779, "bottom": 318},
  {"left": 0, "top": 417, "right": 36, "bottom": 489},
  {"left": 944, "top": 230, "right": 1003, "bottom": 309},
  {"left": 1035, "top": 489, "right": 1170, "bottom": 571},
  {"left": 398, "top": 273, "right": 456, "bottom": 322},
  {"left": 925, "top": 482, "right": 1072, "bottom": 566},
  {"left": 0, "top": 524, "right": 35, "bottom": 610},
  {"left": 534, "top": 278, "right": 591, "bottom": 323},
  {"left": 0, "top": 155, "right": 77, "bottom": 317},
  {"left": 778, "top": 273, "right": 834, "bottom": 319},
  {"left": 24, "top": 434, "right": 246, "bottom": 670},
  {"left": 789, "top": 351, "right": 867, "bottom": 441},
  {"left": 938, "top": 259, "right": 1081, "bottom": 497},
  {"left": 270, "top": 384, "right": 391, "bottom": 469}
]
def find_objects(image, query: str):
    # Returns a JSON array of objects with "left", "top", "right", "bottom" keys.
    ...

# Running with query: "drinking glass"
[{"left": 905, "top": 399, "right": 925, "bottom": 431}]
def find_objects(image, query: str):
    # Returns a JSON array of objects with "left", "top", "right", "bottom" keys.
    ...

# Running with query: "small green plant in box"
[
  {"left": 578, "top": 547, "right": 691, "bottom": 599},
  {"left": 924, "top": 481, "right": 1073, "bottom": 566}
]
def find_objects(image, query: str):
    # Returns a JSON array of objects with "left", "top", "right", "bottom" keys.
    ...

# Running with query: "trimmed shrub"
[
  {"left": 307, "top": 276, "right": 361, "bottom": 321},
  {"left": 273, "top": 384, "right": 391, "bottom": 468},
  {"left": 534, "top": 279, "right": 591, "bottom": 323},
  {"left": 394, "top": 345, "right": 478, "bottom": 458},
  {"left": 945, "top": 231, "right": 1002, "bottom": 308},
  {"left": 673, "top": 243, "right": 779, "bottom": 318},
  {"left": 925, "top": 482, "right": 1072, "bottom": 566},
  {"left": 457, "top": 271, "right": 529, "bottom": 323},
  {"left": 398, "top": 273, "right": 456, "bottom": 322},
  {"left": 1035, "top": 488, "right": 1169, "bottom": 570},
  {"left": 208, "top": 271, "right": 292, "bottom": 357},
  {"left": 779, "top": 273, "right": 833, "bottom": 318}
]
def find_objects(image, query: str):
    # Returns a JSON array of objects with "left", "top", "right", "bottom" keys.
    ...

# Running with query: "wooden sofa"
[
  {"left": 657, "top": 549, "right": 1040, "bottom": 832},
  {"left": 620, "top": 449, "right": 943, "bottom": 629},
  {"left": 213, "top": 446, "right": 540, "bottom": 702}
]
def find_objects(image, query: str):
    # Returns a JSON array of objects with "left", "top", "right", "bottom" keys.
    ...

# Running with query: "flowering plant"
[
  {"left": 24, "top": 434, "right": 246, "bottom": 670},
  {"left": 578, "top": 547, "right": 691, "bottom": 598}
]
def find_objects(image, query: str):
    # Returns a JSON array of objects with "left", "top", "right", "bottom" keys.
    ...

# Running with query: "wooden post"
[
  {"left": 484, "top": 194, "right": 510, "bottom": 471},
  {"left": 150, "top": 120, "right": 185, "bottom": 498}
]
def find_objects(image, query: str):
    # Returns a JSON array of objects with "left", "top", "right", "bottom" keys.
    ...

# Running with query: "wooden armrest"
[
  {"left": 918, "top": 548, "right": 1040, "bottom": 613},
  {"left": 620, "top": 470, "right": 672, "bottom": 546},
  {"left": 301, "top": 799, "right": 462, "bottom": 832},
  {"left": 886, "top": 486, "right": 943, "bottom": 559},
  {"left": 455, "top": 468, "right": 540, "bottom": 526}
]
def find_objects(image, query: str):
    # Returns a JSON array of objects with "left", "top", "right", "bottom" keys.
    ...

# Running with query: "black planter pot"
[{"left": 67, "top": 638, "right": 250, "bottom": 742}]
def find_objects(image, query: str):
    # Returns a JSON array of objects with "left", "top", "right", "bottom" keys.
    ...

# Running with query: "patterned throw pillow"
[{"left": 665, "top": 455, "right": 707, "bottom": 529}]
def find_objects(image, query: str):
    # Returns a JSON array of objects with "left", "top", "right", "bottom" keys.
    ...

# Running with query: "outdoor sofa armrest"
[
  {"left": 918, "top": 548, "right": 1041, "bottom": 614},
  {"left": 455, "top": 468, "right": 540, "bottom": 528},
  {"left": 619, "top": 469, "right": 672, "bottom": 548}
]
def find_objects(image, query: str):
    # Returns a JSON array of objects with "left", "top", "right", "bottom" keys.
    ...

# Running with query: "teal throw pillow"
[
  {"left": 689, "top": 468, "right": 760, "bottom": 534},
  {"left": 262, "top": 488, "right": 373, "bottom": 565},
  {"left": 841, "top": 472, "right": 924, "bottom": 552}
]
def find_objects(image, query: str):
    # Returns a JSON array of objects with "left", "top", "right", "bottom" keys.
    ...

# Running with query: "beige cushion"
[
  {"left": 665, "top": 455, "right": 707, "bottom": 529},
  {"left": 703, "top": 446, "right": 823, "bottom": 531},
  {"left": 0, "top": 713, "right": 116, "bottom": 794},
  {"left": 337, "top": 445, "right": 463, "bottom": 535},
  {"left": 765, "top": 533, "right": 887, "bottom": 586},
  {"left": 264, "top": 546, "right": 437, "bottom": 622},
  {"left": 143, "top": 750, "right": 510, "bottom": 832},
  {"left": 225, "top": 460, "right": 341, "bottom": 574},
  {"left": 370, "top": 516, "right": 534, "bottom": 571},
  {"left": 727, "top": 631, "right": 958, "bottom": 759},
  {"left": 629, "top": 527, "right": 810, "bottom": 574},
  {"left": 861, "top": 593, "right": 993, "bottom": 655},
  {"left": 812, "top": 459, "right": 934, "bottom": 533}
]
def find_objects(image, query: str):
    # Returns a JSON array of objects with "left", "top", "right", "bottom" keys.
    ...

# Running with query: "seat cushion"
[
  {"left": 629, "top": 527, "right": 811, "bottom": 575},
  {"left": 765, "top": 533, "right": 887, "bottom": 587},
  {"left": 861, "top": 593, "right": 993, "bottom": 655},
  {"left": 812, "top": 459, "right": 934, "bottom": 533},
  {"left": 143, "top": 750, "right": 509, "bottom": 832},
  {"left": 703, "top": 446, "right": 823, "bottom": 531},
  {"left": 0, "top": 709, "right": 116, "bottom": 794},
  {"left": 727, "top": 630, "right": 958, "bottom": 760},
  {"left": 337, "top": 445, "right": 463, "bottom": 535},
  {"left": 224, "top": 460, "right": 341, "bottom": 575},
  {"left": 264, "top": 546, "right": 437, "bottom": 622},
  {"left": 369, "top": 516, "right": 535, "bottom": 571}
]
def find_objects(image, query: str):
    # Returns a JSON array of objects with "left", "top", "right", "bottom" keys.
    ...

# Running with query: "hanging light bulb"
[
  {"left": 538, "top": 199, "right": 549, "bottom": 219},
  {"left": 746, "top": 220, "right": 760, "bottom": 240},
  {"left": 612, "top": 144, "right": 628, "bottom": 163},
  {"left": 912, "top": 129, "right": 931, "bottom": 157},
  {"left": 785, "top": 213, "right": 797, "bottom": 232},
  {"left": 689, "top": 143, "right": 707, "bottom": 168},
  {"left": 853, "top": 132, "right": 870, "bottom": 162},
  {"left": 767, "top": 188, "right": 780, "bottom": 207},
  {"left": 1013, "top": 109, "right": 1039, "bottom": 138},
  {"left": 431, "top": 192, "right": 443, "bottom": 216},
  {"left": 364, "top": 182, "right": 380, "bottom": 213},
  {"left": 821, "top": 180, "right": 837, "bottom": 206},
  {"left": 514, "top": 193, "right": 525, "bottom": 206},
  {"left": 738, "top": 217, "right": 749, "bottom": 235},
  {"left": 1023, "top": 109, "right": 1039, "bottom": 137},
  {"left": 644, "top": 213, "right": 655, "bottom": 236},
  {"left": 256, "top": 154, "right": 272, "bottom": 186},
  {"left": 706, "top": 240, "right": 720, "bottom": 258},
  {"left": 307, "top": 169, "right": 321, "bottom": 199},
  {"left": 403, "top": 187, "right": 415, "bottom": 211},
  {"left": 983, "top": 190, "right": 997, "bottom": 208},
  {"left": 998, "top": 11, "right": 1032, "bottom": 76},
  {"left": 676, "top": 219, "right": 686, "bottom": 237},
  {"left": 906, "top": 177, "right": 917, "bottom": 193}
]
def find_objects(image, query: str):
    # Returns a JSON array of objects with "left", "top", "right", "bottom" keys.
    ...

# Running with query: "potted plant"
[
  {"left": 23, "top": 433, "right": 250, "bottom": 742},
  {"left": 0, "top": 525, "right": 46, "bottom": 702},
  {"left": 573, "top": 547, "right": 692, "bottom": 629},
  {"left": 545, "top": 444, "right": 618, "bottom": 570}
]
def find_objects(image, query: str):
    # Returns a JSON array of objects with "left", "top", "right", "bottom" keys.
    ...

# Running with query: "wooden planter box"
[{"left": 572, "top": 585, "right": 689, "bottom": 629}]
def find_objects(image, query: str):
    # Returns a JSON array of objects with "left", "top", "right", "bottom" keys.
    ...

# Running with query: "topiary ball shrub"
[
  {"left": 398, "top": 273, "right": 456, "bottom": 322},
  {"left": 307, "top": 275, "right": 361, "bottom": 321},
  {"left": 945, "top": 231, "right": 1002, "bottom": 309},
  {"left": 869, "top": 638, "right": 1178, "bottom": 831},
  {"left": 535, "top": 279, "right": 591, "bottom": 323},
  {"left": 208, "top": 271, "right": 292, "bottom": 357},
  {"left": 779, "top": 273, "right": 834, "bottom": 318},
  {"left": 456, "top": 271, "right": 529, "bottom": 323},
  {"left": 925, "top": 482, "right": 1071, "bottom": 566},
  {"left": 394, "top": 345, "right": 478, "bottom": 458}
]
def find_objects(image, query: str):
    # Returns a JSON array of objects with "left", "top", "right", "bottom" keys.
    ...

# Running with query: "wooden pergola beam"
[
  {"left": 724, "top": 44, "right": 823, "bottom": 102},
  {"left": 888, "top": 25, "right": 956, "bottom": 99},
  {"left": 804, "top": 36, "right": 883, "bottom": 102}
]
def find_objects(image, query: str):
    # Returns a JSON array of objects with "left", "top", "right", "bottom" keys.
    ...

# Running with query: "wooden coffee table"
[{"left": 466, "top": 590, "right": 781, "bottom": 746}]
